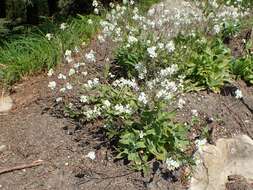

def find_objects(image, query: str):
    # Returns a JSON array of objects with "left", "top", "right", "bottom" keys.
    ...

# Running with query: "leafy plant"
[
  {"left": 115, "top": 41, "right": 147, "bottom": 77},
  {"left": 231, "top": 55, "right": 253, "bottom": 84},
  {"left": 61, "top": 75, "right": 191, "bottom": 174},
  {"left": 177, "top": 35, "right": 231, "bottom": 92},
  {"left": 116, "top": 105, "right": 189, "bottom": 173},
  {"left": 221, "top": 20, "right": 241, "bottom": 40}
]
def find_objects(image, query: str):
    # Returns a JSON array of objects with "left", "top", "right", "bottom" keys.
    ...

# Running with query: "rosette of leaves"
[
  {"left": 231, "top": 55, "right": 253, "bottom": 84},
  {"left": 178, "top": 35, "right": 231, "bottom": 92}
]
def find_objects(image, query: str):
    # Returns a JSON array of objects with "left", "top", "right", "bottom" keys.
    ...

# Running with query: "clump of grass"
[
  {"left": 0, "top": 35, "right": 61, "bottom": 85},
  {"left": 0, "top": 15, "right": 100, "bottom": 85},
  {"left": 57, "top": 15, "right": 100, "bottom": 50}
]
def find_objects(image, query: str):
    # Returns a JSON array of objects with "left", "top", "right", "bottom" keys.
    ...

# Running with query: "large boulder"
[{"left": 190, "top": 135, "right": 253, "bottom": 190}]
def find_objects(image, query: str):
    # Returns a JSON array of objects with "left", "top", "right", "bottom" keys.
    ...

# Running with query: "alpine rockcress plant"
[{"left": 48, "top": 0, "right": 252, "bottom": 174}]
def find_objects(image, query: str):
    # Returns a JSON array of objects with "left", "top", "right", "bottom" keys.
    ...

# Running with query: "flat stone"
[
  {"left": 190, "top": 135, "right": 253, "bottom": 190},
  {"left": 0, "top": 145, "right": 7, "bottom": 152},
  {"left": 0, "top": 96, "right": 13, "bottom": 113}
]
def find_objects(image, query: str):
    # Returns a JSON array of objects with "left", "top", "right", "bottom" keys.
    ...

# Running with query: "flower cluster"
[{"left": 47, "top": 0, "right": 252, "bottom": 174}]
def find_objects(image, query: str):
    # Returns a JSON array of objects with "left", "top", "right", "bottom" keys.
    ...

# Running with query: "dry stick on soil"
[
  {"left": 78, "top": 171, "right": 135, "bottom": 185},
  {"left": 0, "top": 160, "right": 44, "bottom": 175}
]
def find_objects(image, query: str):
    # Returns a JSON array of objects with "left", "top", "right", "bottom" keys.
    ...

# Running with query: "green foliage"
[
  {"left": 221, "top": 20, "right": 241, "bottom": 40},
  {"left": 116, "top": 107, "right": 189, "bottom": 173},
  {"left": 0, "top": 15, "right": 100, "bottom": 85},
  {"left": 231, "top": 55, "right": 253, "bottom": 84},
  {"left": 56, "top": 15, "right": 100, "bottom": 50},
  {"left": 176, "top": 35, "right": 231, "bottom": 92},
  {"left": 137, "top": 0, "right": 161, "bottom": 12},
  {"left": 0, "top": 35, "right": 61, "bottom": 84},
  {"left": 223, "top": 0, "right": 253, "bottom": 8},
  {"left": 115, "top": 41, "right": 147, "bottom": 77},
  {"left": 73, "top": 84, "right": 191, "bottom": 173}
]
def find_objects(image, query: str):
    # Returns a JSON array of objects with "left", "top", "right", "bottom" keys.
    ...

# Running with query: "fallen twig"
[{"left": 0, "top": 160, "right": 43, "bottom": 175}]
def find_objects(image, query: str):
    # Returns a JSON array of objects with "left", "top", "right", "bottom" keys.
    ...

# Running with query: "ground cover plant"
[{"left": 44, "top": 0, "right": 253, "bottom": 182}]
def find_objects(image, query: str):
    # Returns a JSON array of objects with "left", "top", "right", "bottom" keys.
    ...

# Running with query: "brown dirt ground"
[{"left": 0, "top": 31, "right": 253, "bottom": 190}]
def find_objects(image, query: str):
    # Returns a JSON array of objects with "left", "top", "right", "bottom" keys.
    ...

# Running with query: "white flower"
[
  {"left": 94, "top": 8, "right": 99, "bottom": 14},
  {"left": 65, "top": 56, "right": 73, "bottom": 63},
  {"left": 60, "top": 87, "right": 66, "bottom": 93},
  {"left": 123, "top": 0, "right": 128, "bottom": 5},
  {"left": 147, "top": 46, "right": 157, "bottom": 58},
  {"left": 85, "top": 50, "right": 96, "bottom": 63},
  {"left": 68, "top": 103, "right": 73, "bottom": 108},
  {"left": 235, "top": 89, "right": 243, "bottom": 99},
  {"left": 88, "top": 19, "right": 93, "bottom": 24},
  {"left": 56, "top": 97, "right": 63, "bottom": 102},
  {"left": 60, "top": 23, "right": 67, "bottom": 30},
  {"left": 80, "top": 95, "right": 88, "bottom": 103},
  {"left": 65, "top": 50, "right": 72, "bottom": 57},
  {"left": 84, "top": 78, "right": 100, "bottom": 89},
  {"left": 45, "top": 33, "right": 53, "bottom": 40},
  {"left": 138, "top": 92, "right": 148, "bottom": 105},
  {"left": 68, "top": 68, "right": 76, "bottom": 76},
  {"left": 130, "top": 0, "right": 135, "bottom": 5},
  {"left": 109, "top": 2, "right": 115, "bottom": 8},
  {"left": 83, "top": 106, "right": 101, "bottom": 120},
  {"left": 112, "top": 78, "right": 139, "bottom": 91},
  {"left": 102, "top": 100, "right": 111, "bottom": 107},
  {"left": 92, "top": 0, "right": 98, "bottom": 7},
  {"left": 128, "top": 35, "right": 138, "bottom": 44},
  {"left": 195, "top": 139, "right": 207, "bottom": 150},
  {"left": 108, "top": 72, "right": 115, "bottom": 78},
  {"left": 82, "top": 71, "right": 88, "bottom": 76},
  {"left": 148, "top": 8, "right": 155, "bottom": 16},
  {"left": 159, "top": 65, "right": 178, "bottom": 77},
  {"left": 47, "top": 68, "right": 54, "bottom": 76},
  {"left": 178, "top": 98, "right": 186, "bottom": 109},
  {"left": 58, "top": 73, "right": 66, "bottom": 80},
  {"left": 114, "top": 104, "right": 132, "bottom": 114},
  {"left": 66, "top": 83, "right": 73, "bottom": 90},
  {"left": 165, "top": 158, "right": 180, "bottom": 171},
  {"left": 48, "top": 81, "right": 56, "bottom": 90},
  {"left": 85, "top": 151, "right": 96, "bottom": 160},
  {"left": 98, "top": 35, "right": 105, "bottom": 43},
  {"left": 156, "top": 90, "right": 172, "bottom": 100},
  {"left": 191, "top": 109, "right": 198, "bottom": 117},
  {"left": 213, "top": 24, "right": 221, "bottom": 34},
  {"left": 166, "top": 41, "right": 175, "bottom": 53},
  {"left": 72, "top": 63, "right": 79, "bottom": 69},
  {"left": 139, "top": 130, "right": 144, "bottom": 139},
  {"left": 158, "top": 43, "right": 164, "bottom": 49}
]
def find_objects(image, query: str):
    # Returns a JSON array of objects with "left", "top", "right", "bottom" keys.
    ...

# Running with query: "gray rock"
[
  {"left": 0, "top": 145, "right": 7, "bottom": 152},
  {"left": 190, "top": 135, "right": 253, "bottom": 190},
  {"left": 0, "top": 96, "right": 13, "bottom": 113}
]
